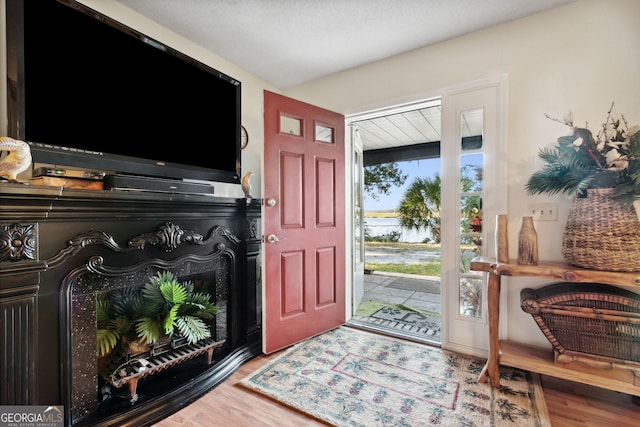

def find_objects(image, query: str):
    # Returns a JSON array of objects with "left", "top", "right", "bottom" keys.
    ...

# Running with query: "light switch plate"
[{"left": 528, "top": 203, "right": 557, "bottom": 221}]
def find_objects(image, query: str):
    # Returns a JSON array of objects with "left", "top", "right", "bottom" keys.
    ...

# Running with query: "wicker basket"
[
  {"left": 562, "top": 188, "right": 640, "bottom": 272},
  {"left": 521, "top": 283, "right": 640, "bottom": 365}
]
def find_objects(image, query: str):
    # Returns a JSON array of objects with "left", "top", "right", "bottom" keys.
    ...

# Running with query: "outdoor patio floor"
[{"left": 348, "top": 271, "right": 442, "bottom": 345}]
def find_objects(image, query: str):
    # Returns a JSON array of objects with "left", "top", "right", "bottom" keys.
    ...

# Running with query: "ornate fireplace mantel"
[{"left": 0, "top": 182, "right": 262, "bottom": 426}]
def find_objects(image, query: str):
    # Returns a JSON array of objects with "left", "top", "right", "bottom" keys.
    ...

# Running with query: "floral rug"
[{"left": 240, "top": 326, "right": 551, "bottom": 427}]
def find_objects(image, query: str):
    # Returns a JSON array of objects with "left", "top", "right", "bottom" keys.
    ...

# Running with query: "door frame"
[
  {"left": 440, "top": 75, "right": 508, "bottom": 357},
  {"left": 350, "top": 124, "right": 365, "bottom": 314},
  {"left": 345, "top": 75, "right": 508, "bottom": 356}
]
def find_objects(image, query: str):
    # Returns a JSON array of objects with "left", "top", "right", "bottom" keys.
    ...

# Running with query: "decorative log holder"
[
  {"left": 102, "top": 338, "right": 225, "bottom": 403},
  {"left": 521, "top": 282, "right": 640, "bottom": 375}
]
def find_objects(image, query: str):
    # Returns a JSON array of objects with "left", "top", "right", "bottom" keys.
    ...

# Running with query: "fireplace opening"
[
  {"left": 96, "top": 270, "right": 228, "bottom": 404},
  {"left": 60, "top": 231, "right": 238, "bottom": 426}
]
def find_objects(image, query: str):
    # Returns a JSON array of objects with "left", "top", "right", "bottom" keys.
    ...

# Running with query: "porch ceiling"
[{"left": 353, "top": 105, "right": 483, "bottom": 154}]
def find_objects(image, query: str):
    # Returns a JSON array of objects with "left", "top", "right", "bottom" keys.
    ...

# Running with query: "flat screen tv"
[{"left": 5, "top": 0, "right": 241, "bottom": 185}]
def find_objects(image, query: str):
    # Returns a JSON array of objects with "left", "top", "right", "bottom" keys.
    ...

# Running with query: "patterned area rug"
[{"left": 240, "top": 326, "right": 551, "bottom": 427}]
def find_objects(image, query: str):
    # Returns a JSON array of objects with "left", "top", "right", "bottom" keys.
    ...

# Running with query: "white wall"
[{"left": 285, "top": 0, "right": 640, "bottom": 347}]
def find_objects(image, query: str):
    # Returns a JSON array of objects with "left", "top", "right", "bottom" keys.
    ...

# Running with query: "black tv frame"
[{"left": 5, "top": 0, "right": 242, "bottom": 185}]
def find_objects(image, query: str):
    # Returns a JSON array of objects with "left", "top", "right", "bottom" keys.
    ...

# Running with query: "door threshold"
[{"left": 347, "top": 318, "right": 441, "bottom": 347}]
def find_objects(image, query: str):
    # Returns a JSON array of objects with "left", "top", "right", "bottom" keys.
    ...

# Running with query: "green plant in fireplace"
[{"left": 96, "top": 271, "right": 220, "bottom": 358}]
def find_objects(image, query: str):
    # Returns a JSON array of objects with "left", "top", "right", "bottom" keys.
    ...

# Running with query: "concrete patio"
[{"left": 349, "top": 272, "right": 442, "bottom": 345}]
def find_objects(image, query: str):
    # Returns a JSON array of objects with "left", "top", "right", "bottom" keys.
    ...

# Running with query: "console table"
[{"left": 470, "top": 257, "right": 640, "bottom": 396}]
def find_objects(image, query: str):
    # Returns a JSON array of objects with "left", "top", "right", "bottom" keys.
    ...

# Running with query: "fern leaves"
[
  {"left": 96, "top": 271, "right": 219, "bottom": 356},
  {"left": 526, "top": 109, "right": 640, "bottom": 207}
]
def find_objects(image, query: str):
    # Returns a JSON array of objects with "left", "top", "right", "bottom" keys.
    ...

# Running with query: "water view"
[{"left": 364, "top": 217, "right": 431, "bottom": 243}]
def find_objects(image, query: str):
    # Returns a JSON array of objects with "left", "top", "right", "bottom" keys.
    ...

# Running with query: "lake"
[{"left": 364, "top": 217, "right": 431, "bottom": 243}]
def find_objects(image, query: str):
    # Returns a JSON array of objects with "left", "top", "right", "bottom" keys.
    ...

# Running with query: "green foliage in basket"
[
  {"left": 96, "top": 271, "right": 219, "bottom": 357},
  {"left": 525, "top": 103, "right": 640, "bottom": 207}
]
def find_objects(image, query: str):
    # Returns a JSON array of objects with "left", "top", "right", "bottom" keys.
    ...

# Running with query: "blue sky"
[
  {"left": 364, "top": 158, "right": 440, "bottom": 211},
  {"left": 364, "top": 154, "right": 482, "bottom": 211}
]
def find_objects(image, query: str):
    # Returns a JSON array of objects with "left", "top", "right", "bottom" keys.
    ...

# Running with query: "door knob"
[
  {"left": 266, "top": 198, "right": 277, "bottom": 207},
  {"left": 267, "top": 234, "right": 282, "bottom": 243}
]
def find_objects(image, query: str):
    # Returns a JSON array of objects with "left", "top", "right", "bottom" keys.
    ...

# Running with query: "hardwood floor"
[
  {"left": 154, "top": 351, "right": 327, "bottom": 427},
  {"left": 154, "top": 348, "right": 640, "bottom": 427}
]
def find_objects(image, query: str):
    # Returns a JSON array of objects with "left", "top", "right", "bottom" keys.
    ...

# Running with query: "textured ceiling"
[
  {"left": 116, "top": 0, "right": 575, "bottom": 153},
  {"left": 118, "top": 0, "right": 576, "bottom": 89}
]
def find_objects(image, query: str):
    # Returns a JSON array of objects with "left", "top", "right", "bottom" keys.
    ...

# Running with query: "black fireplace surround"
[{"left": 0, "top": 183, "right": 262, "bottom": 426}]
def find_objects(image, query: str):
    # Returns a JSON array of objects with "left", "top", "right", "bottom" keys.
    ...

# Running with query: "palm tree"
[
  {"left": 397, "top": 166, "right": 482, "bottom": 244},
  {"left": 397, "top": 175, "right": 442, "bottom": 243}
]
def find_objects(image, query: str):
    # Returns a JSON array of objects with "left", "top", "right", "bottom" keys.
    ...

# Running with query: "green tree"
[
  {"left": 397, "top": 175, "right": 443, "bottom": 243},
  {"left": 459, "top": 164, "right": 483, "bottom": 235},
  {"left": 364, "top": 163, "right": 407, "bottom": 200},
  {"left": 397, "top": 165, "right": 482, "bottom": 244}
]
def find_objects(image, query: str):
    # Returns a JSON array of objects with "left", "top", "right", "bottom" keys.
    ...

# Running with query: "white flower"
[
  {"left": 627, "top": 125, "right": 640, "bottom": 138},
  {"left": 605, "top": 148, "right": 628, "bottom": 171},
  {"left": 572, "top": 136, "right": 583, "bottom": 147},
  {"left": 604, "top": 122, "right": 617, "bottom": 141},
  {"left": 607, "top": 140, "right": 624, "bottom": 149}
]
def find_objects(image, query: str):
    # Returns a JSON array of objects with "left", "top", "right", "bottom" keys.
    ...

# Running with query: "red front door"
[{"left": 263, "top": 90, "right": 346, "bottom": 353}]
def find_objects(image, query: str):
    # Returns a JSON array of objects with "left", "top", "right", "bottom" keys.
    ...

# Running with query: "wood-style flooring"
[{"left": 154, "top": 345, "right": 640, "bottom": 427}]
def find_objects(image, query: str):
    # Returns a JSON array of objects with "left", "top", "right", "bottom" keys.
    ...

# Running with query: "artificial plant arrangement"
[
  {"left": 96, "top": 271, "right": 220, "bottom": 358},
  {"left": 525, "top": 103, "right": 640, "bottom": 207}
]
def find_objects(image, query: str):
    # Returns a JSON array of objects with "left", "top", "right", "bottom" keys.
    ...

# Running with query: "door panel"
[
  {"left": 281, "top": 152, "right": 304, "bottom": 227},
  {"left": 263, "top": 90, "right": 346, "bottom": 353},
  {"left": 440, "top": 77, "right": 507, "bottom": 357}
]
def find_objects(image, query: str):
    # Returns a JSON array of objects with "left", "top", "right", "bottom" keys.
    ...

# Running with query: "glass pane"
[
  {"left": 460, "top": 193, "right": 482, "bottom": 248},
  {"left": 353, "top": 149, "right": 363, "bottom": 266},
  {"left": 315, "top": 123, "right": 334, "bottom": 143},
  {"left": 460, "top": 108, "right": 483, "bottom": 150},
  {"left": 460, "top": 153, "right": 483, "bottom": 192},
  {"left": 459, "top": 275, "right": 483, "bottom": 317},
  {"left": 459, "top": 236, "right": 481, "bottom": 274},
  {"left": 280, "top": 115, "right": 302, "bottom": 136}
]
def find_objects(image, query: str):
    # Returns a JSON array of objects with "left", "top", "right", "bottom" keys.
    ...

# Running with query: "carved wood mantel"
[{"left": 0, "top": 182, "right": 262, "bottom": 427}]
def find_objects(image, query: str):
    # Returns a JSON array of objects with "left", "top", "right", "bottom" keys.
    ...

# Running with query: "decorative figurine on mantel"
[
  {"left": 241, "top": 171, "right": 254, "bottom": 200},
  {"left": 0, "top": 136, "right": 32, "bottom": 183}
]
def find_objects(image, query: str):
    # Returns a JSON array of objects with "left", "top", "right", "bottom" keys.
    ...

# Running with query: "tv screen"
[{"left": 6, "top": 0, "right": 241, "bottom": 184}]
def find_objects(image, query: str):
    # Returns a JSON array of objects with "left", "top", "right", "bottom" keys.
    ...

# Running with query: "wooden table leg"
[{"left": 479, "top": 271, "right": 501, "bottom": 387}]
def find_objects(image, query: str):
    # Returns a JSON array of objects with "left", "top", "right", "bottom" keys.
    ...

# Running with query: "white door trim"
[{"left": 440, "top": 74, "right": 509, "bottom": 357}]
